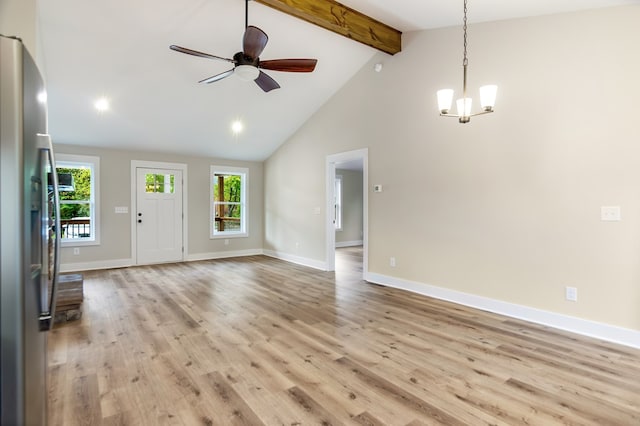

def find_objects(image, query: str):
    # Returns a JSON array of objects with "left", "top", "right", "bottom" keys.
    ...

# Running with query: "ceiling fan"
[{"left": 169, "top": 0, "right": 318, "bottom": 92}]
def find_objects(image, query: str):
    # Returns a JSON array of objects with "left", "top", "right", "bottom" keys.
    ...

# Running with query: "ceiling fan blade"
[
  {"left": 199, "top": 69, "right": 235, "bottom": 84},
  {"left": 243, "top": 26, "right": 268, "bottom": 59},
  {"left": 170, "top": 45, "right": 234, "bottom": 63},
  {"left": 254, "top": 71, "right": 280, "bottom": 92},
  {"left": 259, "top": 59, "right": 318, "bottom": 73}
]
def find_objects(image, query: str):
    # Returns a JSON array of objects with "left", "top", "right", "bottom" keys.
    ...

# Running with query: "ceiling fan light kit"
[
  {"left": 235, "top": 64, "right": 260, "bottom": 81},
  {"left": 437, "top": 0, "right": 497, "bottom": 123},
  {"left": 169, "top": 0, "right": 317, "bottom": 92}
]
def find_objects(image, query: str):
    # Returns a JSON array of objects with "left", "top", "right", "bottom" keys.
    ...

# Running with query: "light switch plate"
[
  {"left": 373, "top": 185, "right": 383, "bottom": 193},
  {"left": 601, "top": 206, "right": 621, "bottom": 221}
]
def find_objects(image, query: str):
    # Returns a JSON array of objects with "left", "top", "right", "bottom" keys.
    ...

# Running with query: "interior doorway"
[
  {"left": 325, "top": 149, "right": 368, "bottom": 278},
  {"left": 335, "top": 245, "right": 364, "bottom": 281}
]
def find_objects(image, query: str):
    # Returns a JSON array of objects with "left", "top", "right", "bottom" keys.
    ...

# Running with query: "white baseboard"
[
  {"left": 335, "top": 240, "right": 363, "bottom": 248},
  {"left": 60, "top": 258, "right": 133, "bottom": 273},
  {"left": 263, "top": 249, "right": 327, "bottom": 271},
  {"left": 366, "top": 272, "right": 640, "bottom": 349},
  {"left": 185, "top": 249, "right": 263, "bottom": 262}
]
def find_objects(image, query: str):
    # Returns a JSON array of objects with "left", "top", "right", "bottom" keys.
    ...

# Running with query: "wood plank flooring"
[{"left": 48, "top": 248, "right": 640, "bottom": 425}]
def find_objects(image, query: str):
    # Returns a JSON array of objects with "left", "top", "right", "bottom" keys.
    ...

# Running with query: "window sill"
[
  {"left": 61, "top": 239, "right": 100, "bottom": 247},
  {"left": 210, "top": 233, "right": 248, "bottom": 240}
]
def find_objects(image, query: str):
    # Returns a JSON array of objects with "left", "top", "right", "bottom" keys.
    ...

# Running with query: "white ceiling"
[{"left": 37, "top": 0, "right": 637, "bottom": 161}]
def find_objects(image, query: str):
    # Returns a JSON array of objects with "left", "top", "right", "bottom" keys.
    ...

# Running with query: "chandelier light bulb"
[{"left": 456, "top": 98, "right": 472, "bottom": 122}]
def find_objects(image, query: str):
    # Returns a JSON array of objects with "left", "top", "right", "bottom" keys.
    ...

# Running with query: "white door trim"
[
  {"left": 131, "top": 160, "right": 188, "bottom": 265},
  {"left": 325, "top": 148, "right": 368, "bottom": 277}
]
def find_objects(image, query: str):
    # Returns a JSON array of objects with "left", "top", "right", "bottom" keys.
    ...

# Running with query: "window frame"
[
  {"left": 210, "top": 165, "right": 248, "bottom": 239},
  {"left": 55, "top": 153, "right": 100, "bottom": 247}
]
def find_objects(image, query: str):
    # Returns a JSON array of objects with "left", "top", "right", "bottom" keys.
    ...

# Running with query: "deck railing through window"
[
  {"left": 60, "top": 218, "right": 91, "bottom": 239},
  {"left": 214, "top": 216, "right": 240, "bottom": 232}
]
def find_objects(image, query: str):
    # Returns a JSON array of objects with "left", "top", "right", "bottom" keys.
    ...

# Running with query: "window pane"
[
  {"left": 213, "top": 174, "right": 242, "bottom": 202},
  {"left": 214, "top": 203, "right": 242, "bottom": 232},
  {"left": 57, "top": 167, "right": 91, "bottom": 201},
  {"left": 60, "top": 203, "right": 92, "bottom": 239},
  {"left": 145, "top": 174, "right": 175, "bottom": 193}
]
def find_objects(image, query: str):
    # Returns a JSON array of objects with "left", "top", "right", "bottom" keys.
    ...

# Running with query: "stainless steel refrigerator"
[{"left": 1, "top": 34, "right": 61, "bottom": 425}]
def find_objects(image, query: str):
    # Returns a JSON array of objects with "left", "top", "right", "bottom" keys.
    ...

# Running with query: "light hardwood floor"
[{"left": 48, "top": 249, "right": 640, "bottom": 425}]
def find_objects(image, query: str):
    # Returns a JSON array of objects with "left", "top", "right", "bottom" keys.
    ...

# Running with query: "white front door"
[{"left": 136, "top": 167, "right": 183, "bottom": 264}]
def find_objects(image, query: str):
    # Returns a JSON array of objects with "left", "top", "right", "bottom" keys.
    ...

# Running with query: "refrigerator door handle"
[{"left": 37, "top": 134, "right": 61, "bottom": 331}]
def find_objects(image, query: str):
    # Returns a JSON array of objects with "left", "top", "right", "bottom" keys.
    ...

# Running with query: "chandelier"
[{"left": 437, "top": 0, "right": 497, "bottom": 123}]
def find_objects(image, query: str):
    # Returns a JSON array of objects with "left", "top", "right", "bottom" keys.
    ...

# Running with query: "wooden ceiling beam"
[{"left": 254, "top": 0, "right": 402, "bottom": 55}]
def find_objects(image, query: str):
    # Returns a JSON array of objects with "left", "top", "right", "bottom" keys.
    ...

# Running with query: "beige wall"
[
  {"left": 264, "top": 6, "right": 640, "bottom": 331},
  {"left": 54, "top": 144, "right": 264, "bottom": 266},
  {"left": 0, "top": 0, "right": 38, "bottom": 59},
  {"left": 336, "top": 169, "right": 363, "bottom": 245}
]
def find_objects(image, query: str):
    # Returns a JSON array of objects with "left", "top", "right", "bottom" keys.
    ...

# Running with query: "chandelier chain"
[{"left": 462, "top": 0, "right": 468, "bottom": 67}]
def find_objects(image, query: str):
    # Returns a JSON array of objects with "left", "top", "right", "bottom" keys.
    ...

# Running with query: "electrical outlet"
[
  {"left": 565, "top": 286, "right": 578, "bottom": 302},
  {"left": 73, "top": 248, "right": 80, "bottom": 255},
  {"left": 390, "top": 257, "right": 396, "bottom": 267},
  {"left": 224, "top": 239, "right": 229, "bottom": 245}
]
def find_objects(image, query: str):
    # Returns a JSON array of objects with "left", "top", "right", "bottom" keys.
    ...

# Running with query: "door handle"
[{"left": 38, "top": 140, "right": 61, "bottom": 331}]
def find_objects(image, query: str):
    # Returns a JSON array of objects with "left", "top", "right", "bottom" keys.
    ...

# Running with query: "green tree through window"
[{"left": 144, "top": 173, "right": 175, "bottom": 193}]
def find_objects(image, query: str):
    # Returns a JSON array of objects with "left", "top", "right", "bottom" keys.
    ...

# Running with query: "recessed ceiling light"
[
  {"left": 37, "top": 91, "right": 47, "bottom": 104},
  {"left": 94, "top": 97, "right": 110, "bottom": 112},
  {"left": 231, "top": 120, "right": 243, "bottom": 135}
]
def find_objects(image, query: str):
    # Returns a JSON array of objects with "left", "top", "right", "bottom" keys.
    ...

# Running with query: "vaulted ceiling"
[{"left": 37, "top": 0, "right": 637, "bottom": 161}]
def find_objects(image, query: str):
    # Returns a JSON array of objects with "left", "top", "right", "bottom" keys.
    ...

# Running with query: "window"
[
  {"left": 145, "top": 173, "right": 175, "bottom": 193},
  {"left": 54, "top": 154, "right": 100, "bottom": 246},
  {"left": 334, "top": 175, "right": 343, "bottom": 231},
  {"left": 210, "top": 166, "right": 248, "bottom": 238}
]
